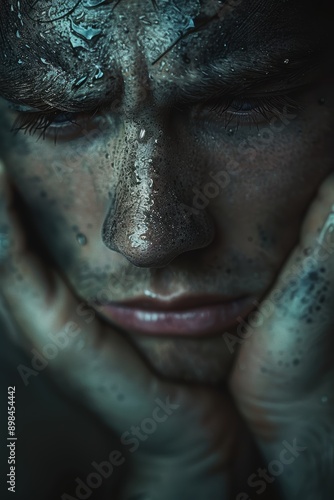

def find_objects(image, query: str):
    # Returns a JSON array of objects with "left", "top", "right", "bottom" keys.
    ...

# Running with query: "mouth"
[{"left": 95, "top": 294, "right": 256, "bottom": 337}]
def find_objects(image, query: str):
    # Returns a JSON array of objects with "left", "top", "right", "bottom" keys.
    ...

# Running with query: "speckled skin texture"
[{"left": 0, "top": 0, "right": 333, "bottom": 384}]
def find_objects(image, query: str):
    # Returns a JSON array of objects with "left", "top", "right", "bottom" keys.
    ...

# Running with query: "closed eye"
[
  {"left": 192, "top": 92, "right": 303, "bottom": 129},
  {"left": 10, "top": 105, "right": 108, "bottom": 143}
]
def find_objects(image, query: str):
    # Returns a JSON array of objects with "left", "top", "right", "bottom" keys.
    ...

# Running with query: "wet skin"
[{"left": 0, "top": 0, "right": 333, "bottom": 385}]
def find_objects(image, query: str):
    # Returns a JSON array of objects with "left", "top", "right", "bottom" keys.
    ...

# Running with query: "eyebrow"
[
  {"left": 0, "top": 41, "right": 329, "bottom": 114},
  {"left": 175, "top": 44, "right": 329, "bottom": 103}
]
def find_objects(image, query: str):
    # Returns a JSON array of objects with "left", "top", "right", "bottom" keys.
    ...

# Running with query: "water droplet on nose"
[
  {"left": 139, "top": 15, "right": 152, "bottom": 25},
  {"left": 77, "top": 233, "right": 88, "bottom": 246},
  {"left": 138, "top": 128, "right": 146, "bottom": 142}
]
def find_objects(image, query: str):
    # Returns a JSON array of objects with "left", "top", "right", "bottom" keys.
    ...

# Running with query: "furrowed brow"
[
  {"left": 0, "top": 67, "right": 120, "bottom": 112},
  {"left": 177, "top": 46, "right": 328, "bottom": 102}
]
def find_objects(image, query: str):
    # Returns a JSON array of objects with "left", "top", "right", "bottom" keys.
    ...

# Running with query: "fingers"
[
  {"left": 0, "top": 162, "right": 228, "bottom": 463},
  {"left": 0, "top": 160, "right": 159, "bottom": 427},
  {"left": 230, "top": 172, "right": 334, "bottom": 405},
  {"left": 0, "top": 161, "right": 56, "bottom": 320}
]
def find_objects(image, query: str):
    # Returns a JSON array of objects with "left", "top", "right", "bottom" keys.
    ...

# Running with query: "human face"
[{"left": 0, "top": 0, "right": 333, "bottom": 383}]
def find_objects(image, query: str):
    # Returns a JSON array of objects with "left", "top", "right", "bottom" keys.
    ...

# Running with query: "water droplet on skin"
[
  {"left": 83, "top": 0, "right": 109, "bottom": 7},
  {"left": 284, "top": 58, "right": 290, "bottom": 64},
  {"left": 74, "top": 11, "right": 85, "bottom": 22},
  {"left": 76, "top": 233, "right": 88, "bottom": 246},
  {"left": 72, "top": 76, "right": 88, "bottom": 88},
  {"left": 138, "top": 128, "right": 146, "bottom": 141},
  {"left": 139, "top": 15, "right": 152, "bottom": 25},
  {"left": 69, "top": 34, "right": 89, "bottom": 50},
  {"left": 70, "top": 19, "right": 102, "bottom": 42},
  {"left": 93, "top": 67, "right": 104, "bottom": 80},
  {"left": 17, "top": 0, "right": 23, "bottom": 25},
  {"left": 184, "top": 17, "right": 195, "bottom": 31}
]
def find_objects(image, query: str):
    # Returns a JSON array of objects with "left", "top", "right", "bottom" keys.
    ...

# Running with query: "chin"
[{"left": 130, "top": 333, "right": 237, "bottom": 385}]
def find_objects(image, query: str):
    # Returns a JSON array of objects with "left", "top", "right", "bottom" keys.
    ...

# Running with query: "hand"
[
  {"left": 0, "top": 159, "right": 241, "bottom": 500},
  {"left": 229, "top": 173, "right": 334, "bottom": 499}
]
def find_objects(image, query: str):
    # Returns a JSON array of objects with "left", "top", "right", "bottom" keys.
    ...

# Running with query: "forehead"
[
  {"left": 7, "top": 0, "right": 322, "bottom": 59},
  {"left": 0, "top": 0, "right": 330, "bottom": 108}
]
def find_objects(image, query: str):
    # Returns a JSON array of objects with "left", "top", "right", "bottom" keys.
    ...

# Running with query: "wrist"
[{"left": 122, "top": 453, "right": 229, "bottom": 500}]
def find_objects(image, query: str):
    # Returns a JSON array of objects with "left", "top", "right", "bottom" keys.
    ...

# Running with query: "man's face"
[{"left": 0, "top": 0, "right": 333, "bottom": 383}]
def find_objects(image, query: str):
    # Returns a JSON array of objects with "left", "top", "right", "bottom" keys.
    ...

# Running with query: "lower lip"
[{"left": 97, "top": 298, "right": 254, "bottom": 337}]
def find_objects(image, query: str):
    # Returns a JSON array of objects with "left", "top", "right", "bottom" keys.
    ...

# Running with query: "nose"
[{"left": 102, "top": 113, "right": 215, "bottom": 268}]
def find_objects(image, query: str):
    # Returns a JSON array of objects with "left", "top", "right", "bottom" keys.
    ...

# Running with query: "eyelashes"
[
  {"left": 9, "top": 92, "right": 302, "bottom": 143},
  {"left": 11, "top": 109, "right": 103, "bottom": 143},
  {"left": 195, "top": 93, "right": 302, "bottom": 129}
]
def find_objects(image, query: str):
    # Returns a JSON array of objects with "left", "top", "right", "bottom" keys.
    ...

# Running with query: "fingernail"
[{"left": 317, "top": 207, "right": 334, "bottom": 249}]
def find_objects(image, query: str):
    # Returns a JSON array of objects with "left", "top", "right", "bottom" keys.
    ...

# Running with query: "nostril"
[{"left": 102, "top": 213, "right": 215, "bottom": 269}]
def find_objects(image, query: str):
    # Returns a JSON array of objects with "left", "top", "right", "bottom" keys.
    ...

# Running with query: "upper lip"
[{"left": 97, "top": 294, "right": 248, "bottom": 311}]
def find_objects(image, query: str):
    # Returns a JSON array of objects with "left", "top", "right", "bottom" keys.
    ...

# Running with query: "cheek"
[
  {"left": 3, "top": 137, "right": 110, "bottom": 272},
  {"left": 189, "top": 93, "right": 334, "bottom": 262}
]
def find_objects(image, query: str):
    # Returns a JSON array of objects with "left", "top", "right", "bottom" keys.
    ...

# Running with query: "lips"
[{"left": 95, "top": 295, "right": 255, "bottom": 337}]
